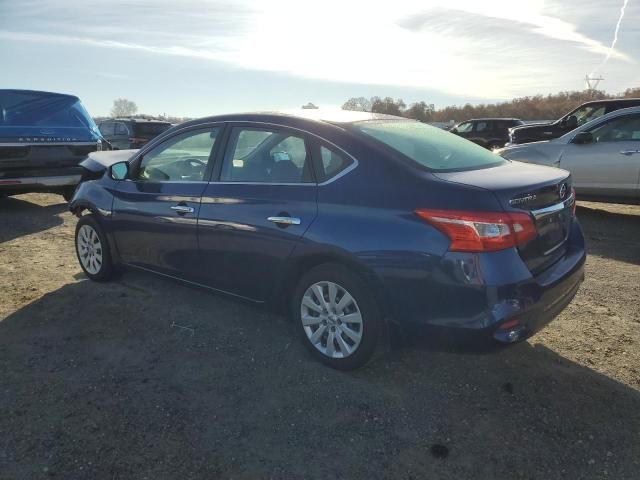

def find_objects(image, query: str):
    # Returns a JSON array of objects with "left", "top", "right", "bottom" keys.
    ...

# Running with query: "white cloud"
[{"left": 0, "top": 0, "right": 636, "bottom": 98}]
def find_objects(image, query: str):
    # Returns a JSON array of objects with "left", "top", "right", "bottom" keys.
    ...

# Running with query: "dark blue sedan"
[{"left": 70, "top": 110, "right": 586, "bottom": 369}]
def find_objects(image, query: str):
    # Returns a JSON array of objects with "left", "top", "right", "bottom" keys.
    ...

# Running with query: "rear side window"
[
  {"left": 353, "top": 121, "right": 505, "bottom": 172},
  {"left": 221, "top": 127, "right": 314, "bottom": 183},
  {"left": 318, "top": 146, "right": 352, "bottom": 182}
]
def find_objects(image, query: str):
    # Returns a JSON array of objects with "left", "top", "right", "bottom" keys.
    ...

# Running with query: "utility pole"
[{"left": 585, "top": 74, "right": 604, "bottom": 96}]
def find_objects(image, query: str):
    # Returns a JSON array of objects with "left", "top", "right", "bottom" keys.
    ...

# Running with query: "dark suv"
[
  {"left": 509, "top": 98, "right": 640, "bottom": 145},
  {"left": 98, "top": 118, "right": 172, "bottom": 150},
  {"left": 449, "top": 118, "right": 523, "bottom": 150},
  {"left": 0, "top": 89, "right": 102, "bottom": 201}
]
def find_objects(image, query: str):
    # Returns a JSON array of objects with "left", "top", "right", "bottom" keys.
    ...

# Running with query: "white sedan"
[{"left": 496, "top": 107, "right": 640, "bottom": 204}]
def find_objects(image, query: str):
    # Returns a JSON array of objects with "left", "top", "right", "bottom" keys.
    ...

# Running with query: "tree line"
[{"left": 342, "top": 88, "right": 640, "bottom": 123}]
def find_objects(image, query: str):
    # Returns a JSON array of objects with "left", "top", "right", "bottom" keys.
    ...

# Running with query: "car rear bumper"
[{"left": 385, "top": 219, "right": 586, "bottom": 344}]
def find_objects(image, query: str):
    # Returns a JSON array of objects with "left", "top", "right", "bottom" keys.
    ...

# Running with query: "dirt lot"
[{"left": 1, "top": 193, "right": 639, "bottom": 480}]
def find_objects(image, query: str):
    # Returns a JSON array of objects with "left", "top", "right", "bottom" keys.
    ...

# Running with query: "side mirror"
[
  {"left": 571, "top": 131, "right": 593, "bottom": 145},
  {"left": 565, "top": 115, "right": 578, "bottom": 130},
  {"left": 110, "top": 161, "right": 129, "bottom": 180}
]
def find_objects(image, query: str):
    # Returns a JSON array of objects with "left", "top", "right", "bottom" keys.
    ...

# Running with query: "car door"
[
  {"left": 196, "top": 124, "right": 318, "bottom": 301},
  {"left": 559, "top": 112, "right": 640, "bottom": 200},
  {"left": 110, "top": 125, "right": 222, "bottom": 278}
]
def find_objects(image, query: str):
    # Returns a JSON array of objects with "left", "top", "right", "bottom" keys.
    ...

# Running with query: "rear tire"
[
  {"left": 75, "top": 215, "right": 115, "bottom": 282},
  {"left": 291, "top": 263, "right": 382, "bottom": 370}
]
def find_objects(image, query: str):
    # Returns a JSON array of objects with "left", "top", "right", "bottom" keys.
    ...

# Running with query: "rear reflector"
[{"left": 415, "top": 209, "right": 536, "bottom": 252}]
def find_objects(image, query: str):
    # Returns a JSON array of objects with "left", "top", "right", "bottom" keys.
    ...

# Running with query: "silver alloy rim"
[
  {"left": 77, "top": 224, "right": 103, "bottom": 275},
  {"left": 301, "top": 281, "right": 363, "bottom": 359}
]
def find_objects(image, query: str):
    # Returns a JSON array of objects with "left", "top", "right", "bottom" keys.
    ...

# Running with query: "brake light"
[{"left": 415, "top": 209, "right": 536, "bottom": 252}]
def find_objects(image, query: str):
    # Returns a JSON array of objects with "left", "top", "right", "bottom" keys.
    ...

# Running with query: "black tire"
[
  {"left": 291, "top": 263, "right": 382, "bottom": 370},
  {"left": 75, "top": 215, "right": 115, "bottom": 282}
]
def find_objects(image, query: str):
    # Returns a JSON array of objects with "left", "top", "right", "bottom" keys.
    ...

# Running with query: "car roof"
[
  {"left": 108, "top": 118, "right": 172, "bottom": 124},
  {"left": 178, "top": 109, "right": 411, "bottom": 129},
  {"left": 0, "top": 89, "right": 79, "bottom": 101},
  {"left": 580, "top": 98, "right": 640, "bottom": 105},
  {"left": 464, "top": 118, "right": 522, "bottom": 122}
]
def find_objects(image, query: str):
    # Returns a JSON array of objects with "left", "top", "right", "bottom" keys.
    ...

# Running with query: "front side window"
[
  {"left": 572, "top": 105, "right": 607, "bottom": 126},
  {"left": 136, "top": 128, "right": 220, "bottom": 182},
  {"left": 353, "top": 120, "right": 505, "bottom": 172},
  {"left": 455, "top": 122, "right": 472, "bottom": 133},
  {"left": 221, "top": 128, "right": 313, "bottom": 183},
  {"left": 589, "top": 114, "right": 640, "bottom": 143},
  {"left": 474, "top": 121, "right": 491, "bottom": 132}
]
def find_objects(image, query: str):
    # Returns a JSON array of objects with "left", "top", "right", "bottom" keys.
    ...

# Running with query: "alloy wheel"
[
  {"left": 300, "top": 281, "right": 363, "bottom": 359},
  {"left": 77, "top": 224, "right": 103, "bottom": 275}
]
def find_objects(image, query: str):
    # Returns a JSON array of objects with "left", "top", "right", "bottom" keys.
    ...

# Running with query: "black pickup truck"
[
  {"left": 508, "top": 98, "right": 640, "bottom": 145},
  {"left": 0, "top": 89, "right": 103, "bottom": 201}
]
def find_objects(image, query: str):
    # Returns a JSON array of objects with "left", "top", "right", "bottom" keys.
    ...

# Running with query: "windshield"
[
  {"left": 353, "top": 120, "right": 505, "bottom": 171},
  {"left": 0, "top": 90, "right": 98, "bottom": 131}
]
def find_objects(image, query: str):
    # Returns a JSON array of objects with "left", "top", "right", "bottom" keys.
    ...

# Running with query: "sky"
[{"left": 0, "top": 0, "right": 638, "bottom": 117}]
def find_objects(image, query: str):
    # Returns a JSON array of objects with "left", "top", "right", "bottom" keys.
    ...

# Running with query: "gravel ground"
[{"left": 1, "top": 193, "right": 639, "bottom": 480}]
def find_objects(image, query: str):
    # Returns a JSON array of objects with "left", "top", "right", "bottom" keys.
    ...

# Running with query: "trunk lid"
[{"left": 434, "top": 161, "right": 574, "bottom": 274}]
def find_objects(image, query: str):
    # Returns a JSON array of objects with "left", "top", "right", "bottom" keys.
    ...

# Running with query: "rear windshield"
[
  {"left": 353, "top": 120, "right": 506, "bottom": 172},
  {"left": 134, "top": 123, "right": 172, "bottom": 135},
  {"left": 0, "top": 90, "right": 96, "bottom": 129}
]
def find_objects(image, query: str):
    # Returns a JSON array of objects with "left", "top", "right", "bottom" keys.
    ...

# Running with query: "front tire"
[
  {"left": 75, "top": 215, "right": 115, "bottom": 281},
  {"left": 291, "top": 264, "right": 382, "bottom": 370}
]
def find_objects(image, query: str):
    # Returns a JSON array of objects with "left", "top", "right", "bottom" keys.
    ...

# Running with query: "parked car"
[
  {"left": 98, "top": 118, "right": 172, "bottom": 150},
  {"left": 508, "top": 98, "right": 640, "bottom": 145},
  {"left": 0, "top": 89, "right": 102, "bottom": 200},
  {"left": 449, "top": 118, "right": 523, "bottom": 150},
  {"left": 70, "top": 110, "right": 585, "bottom": 369},
  {"left": 497, "top": 107, "right": 640, "bottom": 205}
]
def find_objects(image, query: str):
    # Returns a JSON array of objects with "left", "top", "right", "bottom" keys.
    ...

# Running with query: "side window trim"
[{"left": 128, "top": 124, "right": 224, "bottom": 183}]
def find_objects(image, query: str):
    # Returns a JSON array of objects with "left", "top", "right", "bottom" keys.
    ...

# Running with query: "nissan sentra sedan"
[{"left": 69, "top": 110, "right": 586, "bottom": 369}]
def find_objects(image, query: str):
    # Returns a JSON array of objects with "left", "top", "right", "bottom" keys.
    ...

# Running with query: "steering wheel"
[{"left": 181, "top": 158, "right": 207, "bottom": 169}]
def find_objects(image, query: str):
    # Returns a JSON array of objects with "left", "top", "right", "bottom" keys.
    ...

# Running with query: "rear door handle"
[
  {"left": 171, "top": 205, "right": 195, "bottom": 214},
  {"left": 267, "top": 216, "right": 301, "bottom": 226},
  {"left": 620, "top": 150, "right": 640, "bottom": 156}
]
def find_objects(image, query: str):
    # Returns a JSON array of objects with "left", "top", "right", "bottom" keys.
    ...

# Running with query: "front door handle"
[
  {"left": 267, "top": 216, "right": 301, "bottom": 226},
  {"left": 620, "top": 150, "right": 640, "bottom": 156},
  {"left": 171, "top": 205, "right": 195, "bottom": 214}
]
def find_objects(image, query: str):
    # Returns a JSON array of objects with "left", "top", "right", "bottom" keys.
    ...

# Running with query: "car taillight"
[
  {"left": 129, "top": 137, "right": 147, "bottom": 144},
  {"left": 415, "top": 209, "right": 536, "bottom": 252},
  {"left": 571, "top": 187, "right": 577, "bottom": 216}
]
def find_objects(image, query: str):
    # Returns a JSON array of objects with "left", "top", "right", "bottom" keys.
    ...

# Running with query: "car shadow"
[
  {"left": 577, "top": 203, "right": 640, "bottom": 265},
  {"left": 1, "top": 272, "right": 639, "bottom": 479},
  {"left": 0, "top": 195, "right": 67, "bottom": 244}
]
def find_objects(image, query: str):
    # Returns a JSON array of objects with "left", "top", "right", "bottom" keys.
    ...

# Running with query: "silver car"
[{"left": 497, "top": 107, "right": 640, "bottom": 204}]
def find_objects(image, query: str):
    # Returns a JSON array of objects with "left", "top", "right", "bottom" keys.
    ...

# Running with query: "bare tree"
[
  {"left": 341, "top": 97, "right": 372, "bottom": 112},
  {"left": 111, "top": 98, "right": 138, "bottom": 117}
]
